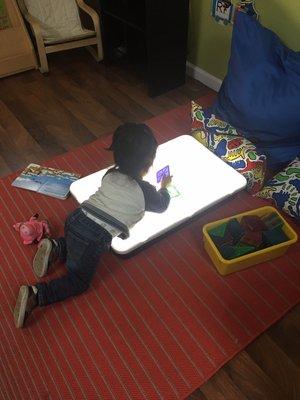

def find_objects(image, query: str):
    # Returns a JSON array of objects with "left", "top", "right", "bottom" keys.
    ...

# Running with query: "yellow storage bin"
[{"left": 203, "top": 206, "right": 298, "bottom": 275}]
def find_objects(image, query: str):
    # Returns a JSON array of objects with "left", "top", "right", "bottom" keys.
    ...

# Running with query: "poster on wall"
[
  {"left": 211, "top": 0, "right": 235, "bottom": 25},
  {"left": 0, "top": 0, "right": 11, "bottom": 30}
]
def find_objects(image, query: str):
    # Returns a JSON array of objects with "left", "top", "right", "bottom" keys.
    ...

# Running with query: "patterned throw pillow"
[
  {"left": 191, "top": 101, "right": 266, "bottom": 194},
  {"left": 256, "top": 157, "right": 300, "bottom": 221}
]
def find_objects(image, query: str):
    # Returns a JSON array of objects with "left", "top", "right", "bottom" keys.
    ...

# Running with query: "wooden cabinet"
[
  {"left": 86, "top": 0, "right": 190, "bottom": 97},
  {"left": 0, "top": 0, "right": 37, "bottom": 78}
]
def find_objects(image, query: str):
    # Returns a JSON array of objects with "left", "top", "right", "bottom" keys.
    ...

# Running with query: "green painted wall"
[{"left": 188, "top": 0, "right": 300, "bottom": 79}]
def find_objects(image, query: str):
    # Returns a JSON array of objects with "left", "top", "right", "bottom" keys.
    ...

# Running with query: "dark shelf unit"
[
  {"left": 100, "top": 0, "right": 146, "bottom": 31},
  {"left": 86, "top": 0, "right": 190, "bottom": 97}
]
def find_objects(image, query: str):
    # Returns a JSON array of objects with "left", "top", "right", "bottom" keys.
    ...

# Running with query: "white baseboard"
[{"left": 186, "top": 61, "right": 222, "bottom": 92}]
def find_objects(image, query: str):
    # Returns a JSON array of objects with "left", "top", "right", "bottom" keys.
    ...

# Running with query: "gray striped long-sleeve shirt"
[{"left": 81, "top": 170, "right": 170, "bottom": 238}]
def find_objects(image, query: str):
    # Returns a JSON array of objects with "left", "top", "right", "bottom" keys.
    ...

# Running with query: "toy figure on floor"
[
  {"left": 14, "top": 123, "right": 172, "bottom": 328},
  {"left": 13, "top": 214, "right": 50, "bottom": 245}
]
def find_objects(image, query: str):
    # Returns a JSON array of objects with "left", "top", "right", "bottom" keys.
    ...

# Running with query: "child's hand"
[{"left": 161, "top": 175, "right": 172, "bottom": 188}]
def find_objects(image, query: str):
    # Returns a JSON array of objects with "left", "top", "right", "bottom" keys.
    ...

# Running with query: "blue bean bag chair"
[{"left": 213, "top": 11, "right": 300, "bottom": 170}]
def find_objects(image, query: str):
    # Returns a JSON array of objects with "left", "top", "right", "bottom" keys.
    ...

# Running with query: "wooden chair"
[{"left": 17, "top": 0, "right": 103, "bottom": 73}]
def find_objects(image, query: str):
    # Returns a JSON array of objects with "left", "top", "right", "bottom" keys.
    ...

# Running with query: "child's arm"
[
  {"left": 160, "top": 175, "right": 172, "bottom": 189},
  {"left": 138, "top": 180, "right": 171, "bottom": 213}
]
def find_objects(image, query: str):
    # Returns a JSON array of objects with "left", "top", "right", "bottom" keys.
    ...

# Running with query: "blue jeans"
[{"left": 36, "top": 208, "right": 112, "bottom": 306}]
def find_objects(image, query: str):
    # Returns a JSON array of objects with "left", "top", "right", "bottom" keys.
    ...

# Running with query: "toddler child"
[{"left": 14, "top": 122, "right": 171, "bottom": 328}]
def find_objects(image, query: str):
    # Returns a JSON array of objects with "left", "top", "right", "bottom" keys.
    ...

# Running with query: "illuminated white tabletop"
[{"left": 70, "top": 135, "right": 246, "bottom": 254}]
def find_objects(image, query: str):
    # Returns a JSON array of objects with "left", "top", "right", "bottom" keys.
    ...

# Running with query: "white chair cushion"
[
  {"left": 24, "top": 0, "right": 94, "bottom": 43},
  {"left": 43, "top": 29, "right": 95, "bottom": 45}
]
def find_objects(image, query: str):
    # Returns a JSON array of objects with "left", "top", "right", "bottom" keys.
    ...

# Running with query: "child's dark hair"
[{"left": 108, "top": 123, "right": 158, "bottom": 179}]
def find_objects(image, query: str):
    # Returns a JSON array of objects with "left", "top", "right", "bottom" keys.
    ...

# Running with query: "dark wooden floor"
[{"left": 0, "top": 49, "right": 299, "bottom": 400}]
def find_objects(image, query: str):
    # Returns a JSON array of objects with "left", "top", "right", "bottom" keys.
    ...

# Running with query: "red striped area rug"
[{"left": 1, "top": 93, "right": 300, "bottom": 400}]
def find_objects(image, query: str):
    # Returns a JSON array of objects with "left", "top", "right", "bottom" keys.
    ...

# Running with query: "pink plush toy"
[{"left": 13, "top": 214, "right": 50, "bottom": 245}]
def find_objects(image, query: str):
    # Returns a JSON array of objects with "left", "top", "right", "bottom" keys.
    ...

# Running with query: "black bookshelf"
[
  {"left": 85, "top": 0, "right": 190, "bottom": 97},
  {"left": 100, "top": 0, "right": 146, "bottom": 31}
]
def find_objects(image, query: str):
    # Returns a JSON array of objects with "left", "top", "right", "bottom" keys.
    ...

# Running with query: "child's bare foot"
[
  {"left": 33, "top": 238, "right": 59, "bottom": 278},
  {"left": 14, "top": 285, "right": 37, "bottom": 328}
]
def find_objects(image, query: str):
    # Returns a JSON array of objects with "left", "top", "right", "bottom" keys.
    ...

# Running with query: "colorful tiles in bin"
[{"left": 208, "top": 213, "right": 288, "bottom": 260}]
